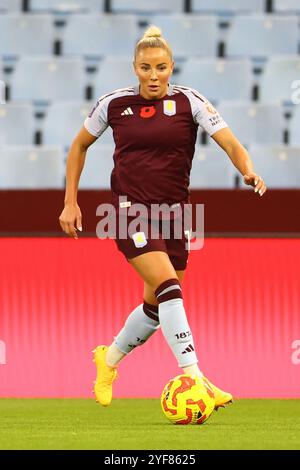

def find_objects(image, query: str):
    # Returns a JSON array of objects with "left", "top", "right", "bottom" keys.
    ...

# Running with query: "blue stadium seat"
[
  {"left": 190, "top": 147, "right": 236, "bottom": 188},
  {"left": 226, "top": 15, "right": 298, "bottom": 58},
  {"left": 43, "top": 101, "right": 94, "bottom": 147},
  {"left": 11, "top": 57, "right": 86, "bottom": 103},
  {"left": 289, "top": 106, "right": 300, "bottom": 145},
  {"left": 0, "top": 62, "right": 5, "bottom": 104},
  {"left": 92, "top": 57, "right": 137, "bottom": 99},
  {"left": 260, "top": 56, "right": 300, "bottom": 103},
  {"left": 0, "top": 82, "right": 4, "bottom": 105},
  {"left": 0, "top": 103, "right": 35, "bottom": 145},
  {"left": 44, "top": 100, "right": 115, "bottom": 146},
  {"left": 111, "top": 0, "right": 184, "bottom": 14},
  {"left": 175, "top": 59, "right": 252, "bottom": 102},
  {"left": 29, "top": 0, "right": 105, "bottom": 13},
  {"left": 0, "top": 0, "right": 21, "bottom": 11},
  {"left": 216, "top": 102, "right": 284, "bottom": 147},
  {"left": 249, "top": 145, "right": 300, "bottom": 188},
  {"left": 79, "top": 144, "right": 115, "bottom": 189},
  {"left": 151, "top": 14, "right": 218, "bottom": 57},
  {"left": 192, "top": 0, "right": 265, "bottom": 14},
  {"left": 63, "top": 14, "right": 139, "bottom": 57},
  {"left": 274, "top": 0, "right": 300, "bottom": 13},
  {"left": 0, "top": 146, "right": 65, "bottom": 188},
  {"left": 0, "top": 14, "right": 54, "bottom": 59}
]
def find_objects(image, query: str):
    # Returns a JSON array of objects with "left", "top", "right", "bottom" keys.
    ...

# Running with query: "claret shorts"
[{"left": 113, "top": 211, "right": 191, "bottom": 271}]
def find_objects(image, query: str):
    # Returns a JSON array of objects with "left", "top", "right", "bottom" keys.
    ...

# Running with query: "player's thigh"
[
  {"left": 143, "top": 270, "right": 186, "bottom": 306},
  {"left": 128, "top": 250, "right": 179, "bottom": 292}
]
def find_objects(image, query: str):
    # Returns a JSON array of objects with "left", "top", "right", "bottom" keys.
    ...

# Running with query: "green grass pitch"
[{"left": 0, "top": 399, "right": 299, "bottom": 450}]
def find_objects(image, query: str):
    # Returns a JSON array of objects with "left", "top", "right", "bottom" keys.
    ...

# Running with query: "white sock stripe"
[
  {"left": 157, "top": 284, "right": 182, "bottom": 298},
  {"left": 148, "top": 308, "right": 158, "bottom": 316},
  {"left": 143, "top": 302, "right": 158, "bottom": 312},
  {"left": 143, "top": 304, "right": 159, "bottom": 321},
  {"left": 145, "top": 303, "right": 159, "bottom": 314}
]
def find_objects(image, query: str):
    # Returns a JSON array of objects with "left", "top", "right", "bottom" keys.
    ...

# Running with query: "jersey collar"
[{"left": 134, "top": 83, "right": 174, "bottom": 99}]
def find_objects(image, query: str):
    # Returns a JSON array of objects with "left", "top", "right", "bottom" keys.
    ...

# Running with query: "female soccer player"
[{"left": 59, "top": 26, "right": 267, "bottom": 408}]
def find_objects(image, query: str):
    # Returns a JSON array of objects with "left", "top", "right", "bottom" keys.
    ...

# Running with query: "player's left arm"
[{"left": 211, "top": 127, "right": 267, "bottom": 197}]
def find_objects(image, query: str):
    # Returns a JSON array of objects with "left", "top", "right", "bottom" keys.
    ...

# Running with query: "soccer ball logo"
[{"left": 161, "top": 374, "right": 215, "bottom": 425}]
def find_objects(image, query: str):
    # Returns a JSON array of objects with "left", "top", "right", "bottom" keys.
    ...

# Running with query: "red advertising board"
[{"left": 0, "top": 238, "right": 299, "bottom": 398}]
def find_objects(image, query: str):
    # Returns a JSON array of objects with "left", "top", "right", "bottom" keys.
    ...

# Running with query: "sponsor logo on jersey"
[
  {"left": 132, "top": 232, "right": 147, "bottom": 248},
  {"left": 205, "top": 101, "right": 217, "bottom": 114},
  {"left": 121, "top": 107, "right": 134, "bottom": 116},
  {"left": 206, "top": 105, "right": 217, "bottom": 114},
  {"left": 140, "top": 106, "right": 156, "bottom": 118},
  {"left": 209, "top": 115, "right": 222, "bottom": 126},
  {"left": 163, "top": 100, "right": 176, "bottom": 116}
]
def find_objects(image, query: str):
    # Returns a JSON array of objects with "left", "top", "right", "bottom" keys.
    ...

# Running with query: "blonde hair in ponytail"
[{"left": 134, "top": 25, "right": 173, "bottom": 61}]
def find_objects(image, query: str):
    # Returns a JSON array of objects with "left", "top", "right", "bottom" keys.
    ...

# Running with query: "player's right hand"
[{"left": 59, "top": 203, "right": 82, "bottom": 239}]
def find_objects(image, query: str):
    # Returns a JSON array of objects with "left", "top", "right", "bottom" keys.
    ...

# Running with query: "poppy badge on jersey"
[
  {"left": 132, "top": 232, "right": 147, "bottom": 248},
  {"left": 163, "top": 100, "right": 176, "bottom": 116},
  {"left": 140, "top": 106, "right": 156, "bottom": 118}
]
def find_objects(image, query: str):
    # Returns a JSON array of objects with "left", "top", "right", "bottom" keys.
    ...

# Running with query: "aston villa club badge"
[{"left": 163, "top": 100, "right": 176, "bottom": 116}]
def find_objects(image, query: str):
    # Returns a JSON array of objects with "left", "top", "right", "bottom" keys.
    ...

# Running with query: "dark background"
[{"left": 1, "top": 189, "right": 299, "bottom": 236}]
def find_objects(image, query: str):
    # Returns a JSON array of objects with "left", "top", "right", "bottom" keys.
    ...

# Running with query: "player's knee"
[
  {"left": 155, "top": 278, "right": 183, "bottom": 304},
  {"left": 143, "top": 283, "right": 159, "bottom": 307}
]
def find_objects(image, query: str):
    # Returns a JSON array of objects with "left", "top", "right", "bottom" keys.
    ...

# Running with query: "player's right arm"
[
  {"left": 59, "top": 126, "right": 98, "bottom": 239},
  {"left": 59, "top": 94, "right": 111, "bottom": 238}
]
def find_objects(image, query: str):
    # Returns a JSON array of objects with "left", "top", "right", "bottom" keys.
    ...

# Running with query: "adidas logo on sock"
[
  {"left": 182, "top": 344, "right": 195, "bottom": 354},
  {"left": 121, "top": 107, "right": 134, "bottom": 116}
]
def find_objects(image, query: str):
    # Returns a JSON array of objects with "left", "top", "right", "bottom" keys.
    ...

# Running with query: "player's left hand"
[{"left": 243, "top": 173, "right": 267, "bottom": 197}]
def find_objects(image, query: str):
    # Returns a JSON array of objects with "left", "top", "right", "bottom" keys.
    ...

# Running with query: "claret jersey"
[{"left": 84, "top": 83, "right": 228, "bottom": 206}]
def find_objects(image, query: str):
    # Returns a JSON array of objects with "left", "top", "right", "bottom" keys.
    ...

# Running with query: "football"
[{"left": 161, "top": 374, "right": 215, "bottom": 425}]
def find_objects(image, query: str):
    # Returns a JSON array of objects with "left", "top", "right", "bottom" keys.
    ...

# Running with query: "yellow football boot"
[
  {"left": 202, "top": 376, "right": 233, "bottom": 410},
  {"left": 92, "top": 345, "right": 118, "bottom": 406}
]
